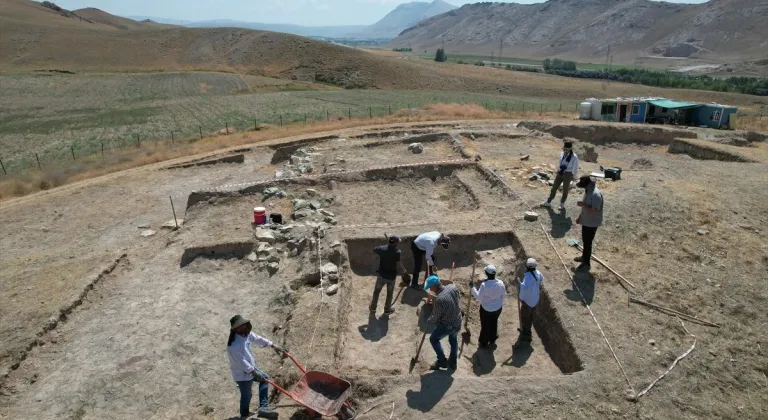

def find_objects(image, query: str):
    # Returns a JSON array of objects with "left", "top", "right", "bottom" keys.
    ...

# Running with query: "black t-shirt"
[{"left": 374, "top": 244, "right": 401, "bottom": 280}]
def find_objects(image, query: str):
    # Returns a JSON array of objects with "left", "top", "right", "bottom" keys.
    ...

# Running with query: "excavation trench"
[
  {"left": 341, "top": 232, "right": 583, "bottom": 376},
  {"left": 518, "top": 121, "right": 697, "bottom": 146}
]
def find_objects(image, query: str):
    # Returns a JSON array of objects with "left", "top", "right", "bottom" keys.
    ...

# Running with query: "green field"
[
  {"left": 0, "top": 72, "right": 578, "bottom": 171},
  {"left": 408, "top": 51, "right": 634, "bottom": 71}
]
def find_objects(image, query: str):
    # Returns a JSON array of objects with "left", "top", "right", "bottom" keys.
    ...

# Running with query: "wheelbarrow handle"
[{"left": 282, "top": 350, "right": 307, "bottom": 374}]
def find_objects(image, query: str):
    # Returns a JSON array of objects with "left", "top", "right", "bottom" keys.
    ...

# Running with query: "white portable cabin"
[
  {"left": 586, "top": 98, "right": 602, "bottom": 120},
  {"left": 578, "top": 102, "right": 592, "bottom": 120}
]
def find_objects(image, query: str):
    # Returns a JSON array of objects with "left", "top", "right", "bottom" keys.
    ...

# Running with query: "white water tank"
[{"left": 579, "top": 102, "right": 592, "bottom": 120}]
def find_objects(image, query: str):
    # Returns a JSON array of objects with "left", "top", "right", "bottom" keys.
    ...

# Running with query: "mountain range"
[
  {"left": 390, "top": 0, "right": 768, "bottom": 63},
  {"left": 128, "top": 0, "right": 456, "bottom": 40}
]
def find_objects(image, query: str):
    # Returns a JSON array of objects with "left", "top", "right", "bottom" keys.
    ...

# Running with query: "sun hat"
[
  {"left": 424, "top": 274, "right": 441, "bottom": 291},
  {"left": 230, "top": 315, "right": 250, "bottom": 330},
  {"left": 526, "top": 258, "right": 537, "bottom": 268},
  {"left": 484, "top": 264, "right": 497, "bottom": 275}
]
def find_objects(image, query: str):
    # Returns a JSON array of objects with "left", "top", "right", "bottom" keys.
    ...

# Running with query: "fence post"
[
  {"left": 504, "top": 102, "right": 508, "bottom": 112},
  {"left": 70, "top": 145, "right": 75, "bottom": 161},
  {"left": 199, "top": 126, "right": 203, "bottom": 139},
  {"left": 0, "top": 158, "right": 6, "bottom": 175},
  {"left": 35, "top": 153, "right": 41, "bottom": 169},
  {"left": 369, "top": 106, "right": 372, "bottom": 119},
  {"left": 171, "top": 131, "right": 174, "bottom": 144},
  {"left": 389, "top": 105, "right": 392, "bottom": 115},
  {"left": 280, "top": 115, "right": 283, "bottom": 127},
  {"left": 326, "top": 110, "right": 330, "bottom": 122},
  {"left": 225, "top": 122, "right": 229, "bottom": 134},
  {"left": 304, "top": 114, "right": 307, "bottom": 123},
  {"left": 348, "top": 108, "right": 351, "bottom": 119},
  {"left": 540, "top": 104, "right": 543, "bottom": 115},
  {"left": 101, "top": 142, "right": 104, "bottom": 155},
  {"left": 559, "top": 103, "right": 562, "bottom": 112},
  {"left": 137, "top": 134, "right": 141, "bottom": 148}
]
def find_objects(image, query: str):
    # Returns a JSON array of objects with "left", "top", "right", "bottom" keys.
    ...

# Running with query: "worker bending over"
[
  {"left": 411, "top": 231, "right": 450, "bottom": 289},
  {"left": 470, "top": 264, "right": 507, "bottom": 349}
]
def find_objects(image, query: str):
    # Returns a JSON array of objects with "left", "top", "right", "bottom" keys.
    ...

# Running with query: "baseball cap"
[
  {"left": 576, "top": 175, "right": 593, "bottom": 188},
  {"left": 424, "top": 274, "right": 441, "bottom": 290},
  {"left": 526, "top": 258, "right": 537, "bottom": 268},
  {"left": 388, "top": 235, "right": 401, "bottom": 244},
  {"left": 484, "top": 264, "right": 496, "bottom": 275}
]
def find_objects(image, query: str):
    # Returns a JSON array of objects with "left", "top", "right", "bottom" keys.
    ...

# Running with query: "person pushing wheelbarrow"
[{"left": 227, "top": 315, "right": 285, "bottom": 419}]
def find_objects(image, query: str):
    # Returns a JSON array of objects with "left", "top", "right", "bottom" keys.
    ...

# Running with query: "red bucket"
[{"left": 253, "top": 207, "right": 267, "bottom": 225}]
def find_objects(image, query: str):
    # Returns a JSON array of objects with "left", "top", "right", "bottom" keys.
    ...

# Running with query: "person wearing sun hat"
[
  {"left": 542, "top": 139, "right": 579, "bottom": 211},
  {"left": 515, "top": 259, "right": 544, "bottom": 348},
  {"left": 470, "top": 264, "right": 508, "bottom": 349},
  {"left": 425, "top": 273, "right": 462, "bottom": 371},
  {"left": 227, "top": 315, "right": 284, "bottom": 419}
]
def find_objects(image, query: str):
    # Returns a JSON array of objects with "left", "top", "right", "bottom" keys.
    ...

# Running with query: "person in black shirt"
[{"left": 370, "top": 236, "right": 402, "bottom": 315}]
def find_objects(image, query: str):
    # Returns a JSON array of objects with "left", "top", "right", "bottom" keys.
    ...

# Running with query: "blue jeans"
[
  {"left": 429, "top": 324, "right": 459, "bottom": 364},
  {"left": 236, "top": 373, "right": 269, "bottom": 417}
]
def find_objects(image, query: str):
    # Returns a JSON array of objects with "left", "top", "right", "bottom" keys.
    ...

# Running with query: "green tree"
[{"left": 434, "top": 48, "right": 447, "bottom": 62}]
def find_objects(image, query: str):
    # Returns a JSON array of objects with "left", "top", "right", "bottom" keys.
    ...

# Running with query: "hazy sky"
[{"left": 52, "top": 0, "right": 711, "bottom": 26}]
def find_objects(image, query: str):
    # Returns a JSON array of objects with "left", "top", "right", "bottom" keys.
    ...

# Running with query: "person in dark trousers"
[
  {"left": 425, "top": 275, "right": 462, "bottom": 371},
  {"left": 410, "top": 231, "right": 451, "bottom": 289},
  {"left": 370, "top": 235, "right": 402, "bottom": 315},
  {"left": 515, "top": 258, "right": 543, "bottom": 347},
  {"left": 470, "top": 264, "right": 507, "bottom": 349},
  {"left": 542, "top": 140, "right": 579, "bottom": 211},
  {"left": 227, "top": 315, "right": 284, "bottom": 419},
  {"left": 575, "top": 175, "right": 604, "bottom": 271}
]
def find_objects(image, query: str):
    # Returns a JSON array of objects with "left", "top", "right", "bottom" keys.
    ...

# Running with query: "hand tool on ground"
[
  {"left": 566, "top": 238, "right": 636, "bottom": 288},
  {"left": 262, "top": 350, "right": 356, "bottom": 419},
  {"left": 461, "top": 252, "right": 477, "bottom": 345},
  {"left": 409, "top": 330, "right": 428, "bottom": 373}
]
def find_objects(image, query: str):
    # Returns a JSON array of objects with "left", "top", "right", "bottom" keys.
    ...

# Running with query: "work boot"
[
  {"left": 558, "top": 202, "right": 566, "bottom": 211},
  {"left": 369, "top": 305, "right": 376, "bottom": 313},
  {"left": 448, "top": 359, "right": 457, "bottom": 370},
  {"left": 429, "top": 360, "right": 448, "bottom": 370},
  {"left": 577, "top": 263, "right": 591, "bottom": 271},
  {"left": 541, "top": 201, "right": 552, "bottom": 208},
  {"left": 384, "top": 307, "right": 395, "bottom": 315},
  {"left": 574, "top": 256, "right": 583, "bottom": 262},
  {"left": 257, "top": 406, "right": 279, "bottom": 419}
]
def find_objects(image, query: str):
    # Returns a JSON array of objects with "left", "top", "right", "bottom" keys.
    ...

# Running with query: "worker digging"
[
  {"left": 410, "top": 231, "right": 451, "bottom": 289},
  {"left": 425, "top": 274, "right": 462, "bottom": 371},
  {"left": 575, "top": 175, "right": 604, "bottom": 271},
  {"left": 369, "top": 235, "right": 402, "bottom": 315},
  {"left": 542, "top": 139, "right": 579, "bottom": 211},
  {"left": 226, "top": 315, "right": 284, "bottom": 420},
  {"left": 515, "top": 259, "right": 544, "bottom": 348},
  {"left": 470, "top": 264, "right": 508, "bottom": 349}
]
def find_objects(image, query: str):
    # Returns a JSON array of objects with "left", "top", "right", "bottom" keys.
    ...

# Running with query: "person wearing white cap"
[
  {"left": 516, "top": 259, "right": 544, "bottom": 347},
  {"left": 469, "top": 264, "right": 507, "bottom": 349}
]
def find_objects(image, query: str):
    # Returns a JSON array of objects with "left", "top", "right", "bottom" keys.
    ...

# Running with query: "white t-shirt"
[
  {"left": 519, "top": 270, "right": 543, "bottom": 307},
  {"left": 227, "top": 332, "right": 273, "bottom": 382},
  {"left": 471, "top": 278, "right": 507, "bottom": 312},
  {"left": 414, "top": 231, "right": 442, "bottom": 265}
]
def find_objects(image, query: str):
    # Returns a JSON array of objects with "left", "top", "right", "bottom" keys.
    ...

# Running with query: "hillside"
[
  {"left": 184, "top": 20, "right": 365, "bottom": 39},
  {"left": 73, "top": 7, "right": 173, "bottom": 30},
  {"left": 362, "top": 0, "right": 456, "bottom": 39},
  {"left": 391, "top": 0, "right": 768, "bottom": 63}
]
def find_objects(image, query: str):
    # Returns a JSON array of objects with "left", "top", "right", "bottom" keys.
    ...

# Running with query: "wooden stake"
[
  {"left": 629, "top": 297, "right": 720, "bottom": 328},
  {"left": 225, "top": 122, "right": 229, "bottom": 134},
  {"left": 169, "top": 196, "right": 179, "bottom": 229},
  {"left": 0, "top": 158, "right": 6, "bottom": 175},
  {"left": 280, "top": 115, "right": 283, "bottom": 127},
  {"left": 137, "top": 134, "right": 140, "bottom": 147},
  {"left": 199, "top": 126, "right": 203, "bottom": 139},
  {"left": 35, "top": 153, "right": 41, "bottom": 169},
  {"left": 70, "top": 145, "right": 75, "bottom": 160},
  {"left": 171, "top": 131, "right": 174, "bottom": 143},
  {"left": 101, "top": 142, "right": 104, "bottom": 155}
]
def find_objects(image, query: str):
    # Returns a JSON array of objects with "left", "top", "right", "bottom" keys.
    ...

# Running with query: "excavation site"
[{"left": 1, "top": 119, "right": 766, "bottom": 420}]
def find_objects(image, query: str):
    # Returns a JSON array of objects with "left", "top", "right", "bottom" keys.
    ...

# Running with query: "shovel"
[{"left": 461, "top": 251, "right": 477, "bottom": 346}]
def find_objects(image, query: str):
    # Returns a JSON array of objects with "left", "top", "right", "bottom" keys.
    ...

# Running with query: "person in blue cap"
[{"left": 425, "top": 273, "right": 462, "bottom": 371}]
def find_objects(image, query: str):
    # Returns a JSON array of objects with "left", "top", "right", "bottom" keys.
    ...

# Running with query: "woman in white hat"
[
  {"left": 516, "top": 259, "right": 544, "bottom": 348},
  {"left": 227, "top": 315, "right": 284, "bottom": 419},
  {"left": 469, "top": 264, "right": 507, "bottom": 349}
]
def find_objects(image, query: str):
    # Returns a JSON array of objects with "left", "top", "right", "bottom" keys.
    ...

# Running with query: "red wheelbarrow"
[{"left": 264, "top": 351, "right": 356, "bottom": 419}]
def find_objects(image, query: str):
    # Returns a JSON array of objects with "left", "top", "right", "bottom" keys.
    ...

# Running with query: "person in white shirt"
[
  {"left": 410, "top": 231, "right": 451, "bottom": 289},
  {"left": 542, "top": 140, "right": 579, "bottom": 211},
  {"left": 227, "top": 315, "right": 284, "bottom": 419},
  {"left": 516, "top": 258, "right": 544, "bottom": 348},
  {"left": 470, "top": 264, "right": 507, "bottom": 349}
]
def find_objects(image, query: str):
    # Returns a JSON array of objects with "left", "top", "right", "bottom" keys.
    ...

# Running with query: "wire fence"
[{"left": 0, "top": 100, "right": 581, "bottom": 176}]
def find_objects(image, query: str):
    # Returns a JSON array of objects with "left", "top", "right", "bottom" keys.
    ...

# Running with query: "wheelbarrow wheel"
[{"left": 336, "top": 405, "right": 356, "bottom": 420}]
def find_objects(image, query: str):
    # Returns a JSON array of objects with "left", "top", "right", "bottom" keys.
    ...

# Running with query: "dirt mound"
[
  {"left": 668, "top": 138, "right": 759, "bottom": 162},
  {"left": 518, "top": 121, "right": 697, "bottom": 146}
]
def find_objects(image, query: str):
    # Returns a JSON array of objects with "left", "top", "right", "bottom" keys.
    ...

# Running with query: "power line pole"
[
  {"left": 499, "top": 39, "right": 503, "bottom": 63},
  {"left": 491, "top": 50, "right": 494, "bottom": 64}
]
